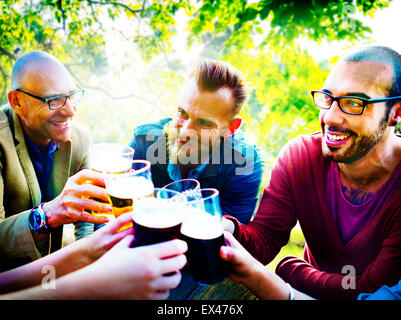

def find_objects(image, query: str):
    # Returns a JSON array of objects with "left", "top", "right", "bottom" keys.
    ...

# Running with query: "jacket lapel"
[
  {"left": 48, "top": 140, "right": 71, "bottom": 198},
  {"left": 12, "top": 111, "right": 42, "bottom": 206}
]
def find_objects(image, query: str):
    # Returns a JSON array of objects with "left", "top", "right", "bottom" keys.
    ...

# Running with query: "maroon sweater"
[{"left": 230, "top": 132, "right": 401, "bottom": 300}]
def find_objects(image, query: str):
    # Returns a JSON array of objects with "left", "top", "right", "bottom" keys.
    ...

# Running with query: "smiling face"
[
  {"left": 319, "top": 60, "right": 394, "bottom": 163},
  {"left": 167, "top": 78, "right": 237, "bottom": 165},
  {"left": 11, "top": 58, "right": 79, "bottom": 148}
]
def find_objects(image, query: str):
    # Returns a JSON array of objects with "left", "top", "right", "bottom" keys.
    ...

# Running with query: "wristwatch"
[{"left": 28, "top": 203, "right": 49, "bottom": 234}]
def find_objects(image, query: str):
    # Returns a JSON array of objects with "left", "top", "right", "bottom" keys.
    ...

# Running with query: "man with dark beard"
[
  {"left": 129, "top": 59, "right": 263, "bottom": 225},
  {"left": 220, "top": 46, "right": 401, "bottom": 300}
]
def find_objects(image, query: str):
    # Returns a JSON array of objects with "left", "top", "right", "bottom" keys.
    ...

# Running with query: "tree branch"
[
  {"left": 57, "top": 0, "right": 67, "bottom": 33},
  {"left": 0, "top": 46, "right": 16, "bottom": 61},
  {"left": 87, "top": 0, "right": 145, "bottom": 17},
  {"left": 85, "top": 85, "right": 155, "bottom": 105}
]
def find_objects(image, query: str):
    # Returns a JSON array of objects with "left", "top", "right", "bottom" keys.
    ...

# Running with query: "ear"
[
  {"left": 389, "top": 102, "right": 401, "bottom": 126},
  {"left": 222, "top": 117, "right": 242, "bottom": 138},
  {"left": 8, "top": 90, "right": 25, "bottom": 116}
]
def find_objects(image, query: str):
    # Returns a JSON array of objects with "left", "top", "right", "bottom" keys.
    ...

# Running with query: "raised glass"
[{"left": 180, "top": 188, "right": 229, "bottom": 285}]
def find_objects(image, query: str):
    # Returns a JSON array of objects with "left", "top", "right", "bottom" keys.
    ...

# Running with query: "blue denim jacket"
[{"left": 128, "top": 118, "right": 264, "bottom": 224}]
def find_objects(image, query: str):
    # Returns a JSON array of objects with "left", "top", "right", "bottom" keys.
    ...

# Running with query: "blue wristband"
[{"left": 287, "top": 283, "right": 295, "bottom": 300}]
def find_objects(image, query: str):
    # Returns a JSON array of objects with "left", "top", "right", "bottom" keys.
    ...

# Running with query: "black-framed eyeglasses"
[
  {"left": 311, "top": 90, "right": 401, "bottom": 115},
  {"left": 15, "top": 88, "right": 85, "bottom": 110}
]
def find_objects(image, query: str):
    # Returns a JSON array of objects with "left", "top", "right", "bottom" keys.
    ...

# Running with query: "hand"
[
  {"left": 76, "top": 212, "right": 134, "bottom": 264},
  {"left": 220, "top": 231, "right": 265, "bottom": 285},
  {"left": 80, "top": 236, "right": 188, "bottom": 300},
  {"left": 220, "top": 232, "right": 293, "bottom": 300},
  {"left": 42, "top": 169, "right": 112, "bottom": 228},
  {"left": 222, "top": 217, "right": 235, "bottom": 234}
]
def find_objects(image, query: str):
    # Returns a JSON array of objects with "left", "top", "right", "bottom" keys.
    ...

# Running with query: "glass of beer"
[
  {"left": 160, "top": 179, "right": 201, "bottom": 201},
  {"left": 90, "top": 143, "right": 134, "bottom": 230},
  {"left": 131, "top": 189, "right": 186, "bottom": 247},
  {"left": 105, "top": 160, "right": 154, "bottom": 230},
  {"left": 180, "top": 188, "right": 229, "bottom": 285}
]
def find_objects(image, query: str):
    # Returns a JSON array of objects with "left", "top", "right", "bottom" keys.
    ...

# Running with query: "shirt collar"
[{"left": 24, "top": 132, "right": 59, "bottom": 159}]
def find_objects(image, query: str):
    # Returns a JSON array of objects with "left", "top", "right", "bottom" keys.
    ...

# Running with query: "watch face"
[
  {"left": 29, "top": 209, "right": 40, "bottom": 230},
  {"left": 29, "top": 207, "right": 47, "bottom": 233}
]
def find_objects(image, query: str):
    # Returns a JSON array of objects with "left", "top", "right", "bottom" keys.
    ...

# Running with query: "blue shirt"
[
  {"left": 358, "top": 280, "right": 401, "bottom": 300},
  {"left": 129, "top": 118, "right": 264, "bottom": 224},
  {"left": 167, "top": 157, "right": 210, "bottom": 181},
  {"left": 24, "top": 134, "right": 59, "bottom": 202}
]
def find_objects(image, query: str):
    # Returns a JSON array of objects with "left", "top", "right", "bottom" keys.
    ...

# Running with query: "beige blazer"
[{"left": 0, "top": 105, "right": 91, "bottom": 271}]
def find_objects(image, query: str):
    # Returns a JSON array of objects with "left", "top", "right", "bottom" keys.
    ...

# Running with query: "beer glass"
[
  {"left": 180, "top": 188, "right": 229, "bottom": 285},
  {"left": 105, "top": 160, "right": 154, "bottom": 230},
  {"left": 90, "top": 143, "right": 134, "bottom": 230},
  {"left": 131, "top": 189, "right": 186, "bottom": 248},
  {"left": 160, "top": 179, "right": 201, "bottom": 201}
]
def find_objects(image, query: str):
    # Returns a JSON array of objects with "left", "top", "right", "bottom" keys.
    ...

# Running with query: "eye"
[
  {"left": 197, "top": 119, "right": 214, "bottom": 128},
  {"left": 177, "top": 107, "right": 188, "bottom": 118}
]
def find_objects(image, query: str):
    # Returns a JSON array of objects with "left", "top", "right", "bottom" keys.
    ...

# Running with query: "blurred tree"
[{"left": 0, "top": 0, "right": 393, "bottom": 159}]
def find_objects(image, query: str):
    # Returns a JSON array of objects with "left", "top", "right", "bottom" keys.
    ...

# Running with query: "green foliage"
[{"left": 0, "top": 0, "right": 393, "bottom": 170}]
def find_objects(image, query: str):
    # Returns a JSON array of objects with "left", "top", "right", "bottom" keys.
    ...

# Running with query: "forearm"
[
  {"left": 242, "top": 264, "right": 314, "bottom": 300},
  {"left": 0, "top": 237, "right": 92, "bottom": 294},
  {"left": 0, "top": 267, "right": 99, "bottom": 300}
]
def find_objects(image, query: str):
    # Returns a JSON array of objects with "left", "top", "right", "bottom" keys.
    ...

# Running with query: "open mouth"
[
  {"left": 326, "top": 131, "right": 352, "bottom": 147},
  {"left": 49, "top": 120, "right": 69, "bottom": 128}
]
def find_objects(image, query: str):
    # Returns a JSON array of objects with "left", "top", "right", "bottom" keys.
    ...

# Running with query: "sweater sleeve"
[
  {"left": 233, "top": 141, "right": 298, "bottom": 264},
  {"left": 276, "top": 210, "right": 401, "bottom": 300}
]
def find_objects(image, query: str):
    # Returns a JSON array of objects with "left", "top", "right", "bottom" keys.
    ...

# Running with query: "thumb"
[
  {"left": 112, "top": 235, "right": 134, "bottom": 250},
  {"left": 220, "top": 245, "right": 237, "bottom": 263}
]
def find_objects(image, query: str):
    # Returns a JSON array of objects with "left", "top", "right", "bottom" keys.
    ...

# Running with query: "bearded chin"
[{"left": 322, "top": 120, "right": 388, "bottom": 164}]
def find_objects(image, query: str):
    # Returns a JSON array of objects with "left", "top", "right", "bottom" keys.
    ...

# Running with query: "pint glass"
[
  {"left": 90, "top": 143, "right": 134, "bottom": 226},
  {"left": 180, "top": 188, "right": 229, "bottom": 285},
  {"left": 131, "top": 189, "right": 185, "bottom": 247},
  {"left": 105, "top": 160, "right": 154, "bottom": 230}
]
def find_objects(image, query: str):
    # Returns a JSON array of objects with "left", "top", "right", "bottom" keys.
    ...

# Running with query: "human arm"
[
  {"left": 1, "top": 237, "right": 187, "bottom": 300},
  {"left": 0, "top": 212, "right": 133, "bottom": 294},
  {"left": 218, "top": 144, "right": 264, "bottom": 224},
  {"left": 220, "top": 232, "right": 314, "bottom": 300}
]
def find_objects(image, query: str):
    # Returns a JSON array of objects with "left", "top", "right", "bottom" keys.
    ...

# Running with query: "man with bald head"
[{"left": 0, "top": 51, "right": 109, "bottom": 271}]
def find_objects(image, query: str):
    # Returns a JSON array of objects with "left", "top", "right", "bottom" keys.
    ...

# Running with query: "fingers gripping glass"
[
  {"left": 311, "top": 90, "right": 401, "bottom": 115},
  {"left": 15, "top": 88, "right": 84, "bottom": 110}
]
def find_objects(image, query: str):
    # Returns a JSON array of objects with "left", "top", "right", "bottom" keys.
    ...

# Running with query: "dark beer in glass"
[
  {"left": 180, "top": 188, "right": 229, "bottom": 285},
  {"left": 181, "top": 208, "right": 229, "bottom": 285}
]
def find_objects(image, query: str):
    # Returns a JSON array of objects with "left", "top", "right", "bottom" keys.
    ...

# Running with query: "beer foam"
[
  {"left": 132, "top": 199, "right": 183, "bottom": 228},
  {"left": 181, "top": 208, "right": 223, "bottom": 240},
  {"left": 91, "top": 157, "right": 132, "bottom": 174},
  {"left": 108, "top": 176, "right": 154, "bottom": 199}
]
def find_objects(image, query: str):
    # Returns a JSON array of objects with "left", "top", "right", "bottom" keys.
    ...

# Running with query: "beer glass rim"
[
  {"left": 154, "top": 187, "right": 186, "bottom": 201},
  {"left": 161, "top": 178, "right": 200, "bottom": 190},
  {"left": 131, "top": 159, "right": 151, "bottom": 175},
  {"left": 92, "top": 143, "right": 135, "bottom": 157},
  {"left": 187, "top": 188, "right": 219, "bottom": 203}
]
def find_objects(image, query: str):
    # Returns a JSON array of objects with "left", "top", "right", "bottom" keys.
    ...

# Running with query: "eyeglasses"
[
  {"left": 15, "top": 88, "right": 85, "bottom": 110},
  {"left": 311, "top": 90, "right": 401, "bottom": 115}
]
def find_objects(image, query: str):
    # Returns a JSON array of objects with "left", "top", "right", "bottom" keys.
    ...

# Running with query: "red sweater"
[{"left": 230, "top": 133, "right": 401, "bottom": 300}]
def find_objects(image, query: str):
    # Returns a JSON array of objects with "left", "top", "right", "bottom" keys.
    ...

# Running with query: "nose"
[
  {"left": 58, "top": 98, "right": 76, "bottom": 117},
  {"left": 179, "top": 119, "right": 197, "bottom": 140},
  {"left": 320, "top": 100, "right": 345, "bottom": 127}
]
